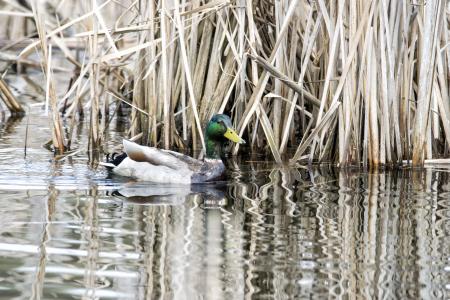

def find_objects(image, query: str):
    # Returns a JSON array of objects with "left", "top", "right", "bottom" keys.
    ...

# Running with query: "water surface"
[{"left": 0, "top": 74, "right": 449, "bottom": 299}]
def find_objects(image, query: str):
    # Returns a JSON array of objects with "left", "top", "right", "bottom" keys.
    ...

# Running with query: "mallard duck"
[{"left": 103, "top": 114, "right": 245, "bottom": 184}]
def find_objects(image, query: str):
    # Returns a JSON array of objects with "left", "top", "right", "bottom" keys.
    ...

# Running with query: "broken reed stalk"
[
  {"left": 1, "top": 0, "right": 449, "bottom": 167},
  {"left": 0, "top": 78, "right": 24, "bottom": 115}
]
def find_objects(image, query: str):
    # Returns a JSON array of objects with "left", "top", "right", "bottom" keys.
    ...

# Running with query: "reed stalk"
[
  {"left": 30, "top": 0, "right": 65, "bottom": 153},
  {"left": 0, "top": 78, "right": 24, "bottom": 114},
  {"left": 412, "top": 0, "right": 441, "bottom": 166}
]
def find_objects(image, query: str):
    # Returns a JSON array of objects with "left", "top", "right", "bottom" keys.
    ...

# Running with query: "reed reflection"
[
  {"left": 0, "top": 168, "right": 449, "bottom": 299},
  {"left": 133, "top": 167, "right": 449, "bottom": 299}
]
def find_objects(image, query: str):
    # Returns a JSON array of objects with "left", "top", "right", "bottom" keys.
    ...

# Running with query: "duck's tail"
[{"left": 101, "top": 152, "right": 128, "bottom": 169}]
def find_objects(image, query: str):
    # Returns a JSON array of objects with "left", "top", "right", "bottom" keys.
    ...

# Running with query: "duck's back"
[
  {"left": 113, "top": 157, "right": 193, "bottom": 184},
  {"left": 108, "top": 140, "right": 226, "bottom": 184}
]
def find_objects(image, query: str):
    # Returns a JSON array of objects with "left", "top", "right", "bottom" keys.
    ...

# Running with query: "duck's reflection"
[{"left": 110, "top": 182, "right": 227, "bottom": 206}]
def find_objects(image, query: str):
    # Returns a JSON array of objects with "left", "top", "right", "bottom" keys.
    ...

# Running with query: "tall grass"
[{"left": 0, "top": 0, "right": 448, "bottom": 167}]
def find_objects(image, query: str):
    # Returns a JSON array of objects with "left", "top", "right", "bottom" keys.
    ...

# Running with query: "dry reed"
[
  {"left": 0, "top": 0, "right": 448, "bottom": 167},
  {"left": 0, "top": 77, "right": 24, "bottom": 114}
]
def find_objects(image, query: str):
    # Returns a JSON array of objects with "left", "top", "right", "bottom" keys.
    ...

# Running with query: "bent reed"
[{"left": 0, "top": 0, "right": 448, "bottom": 167}]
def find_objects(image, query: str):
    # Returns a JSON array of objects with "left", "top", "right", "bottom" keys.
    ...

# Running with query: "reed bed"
[{"left": 0, "top": 0, "right": 449, "bottom": 167}]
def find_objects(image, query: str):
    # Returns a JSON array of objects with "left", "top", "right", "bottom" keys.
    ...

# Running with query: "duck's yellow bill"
[{"left": 224, "top": 128, "right": 245, "bottom": 144}]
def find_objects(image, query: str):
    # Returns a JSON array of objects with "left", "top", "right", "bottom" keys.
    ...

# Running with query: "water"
[{"left": 0, "top": 74, "right": 450, "bottom": 299}]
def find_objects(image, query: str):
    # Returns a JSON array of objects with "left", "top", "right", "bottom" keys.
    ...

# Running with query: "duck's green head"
[{"left": 205, "top": 114, "right": 245, "bottom": 159}]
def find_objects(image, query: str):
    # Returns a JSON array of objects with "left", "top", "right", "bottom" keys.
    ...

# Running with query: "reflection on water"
[
  {"left": 0, "top": 167, "right": 449, "bottom": 299},
  {"left": 0, "top": 74, "right": 449, "bottom": 299}
]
